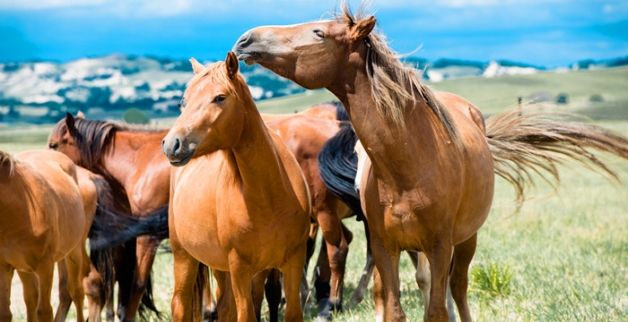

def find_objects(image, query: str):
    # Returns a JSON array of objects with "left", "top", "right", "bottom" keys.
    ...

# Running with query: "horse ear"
[
  {"left": 65, "top": 112, "right": 78, "bottom": 136},
  {"left": 350, "top": 16, "right": 376, "bottom": 42},
  {"left": 189, "top": 58, "right": 205, "bottom": 74},
  {"left": 76, "top": 110, "right": 85, "bottom": 119},
  {"left": 225, "top": 52, "right": 239, "bottom": 79}
]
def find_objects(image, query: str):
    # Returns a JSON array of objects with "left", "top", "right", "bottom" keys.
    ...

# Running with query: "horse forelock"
[
  {"left": 336, "top": 4, "right": 460, "bottom": 142},
  {"left": 187, "top": 61, "right": 247, "bottom": 101}
]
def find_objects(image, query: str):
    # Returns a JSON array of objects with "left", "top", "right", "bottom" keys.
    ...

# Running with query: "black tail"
[
  {"left": 89, "top": 206, "right": 168, "bottom": 250},
  {"left": 89, "top": 176, "right": 164, "bottom": 319},
  {"left": 318, "top": 119, "right": 364, "bottom": 220}
]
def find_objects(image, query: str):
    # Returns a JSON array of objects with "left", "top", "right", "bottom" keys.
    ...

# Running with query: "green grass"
[{"left": 2, "top": 68, "right": 627, "bottom": 321}]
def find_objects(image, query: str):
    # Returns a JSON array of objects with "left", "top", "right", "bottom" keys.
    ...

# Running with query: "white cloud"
[{"left": 0, "top": 0, "right": 106, "bottom": 10}]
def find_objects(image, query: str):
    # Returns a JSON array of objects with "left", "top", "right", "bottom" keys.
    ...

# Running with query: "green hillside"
[{"left": 255, "top": 66, "right": 628, "bottom": 120}]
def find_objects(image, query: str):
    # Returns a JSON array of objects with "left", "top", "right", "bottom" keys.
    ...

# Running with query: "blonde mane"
[
  {"left": 0, "top": 150, "right": 16, "bottom": 176},
  {"left": 338, "top": 4, "right": 459, "bottom": 140}
]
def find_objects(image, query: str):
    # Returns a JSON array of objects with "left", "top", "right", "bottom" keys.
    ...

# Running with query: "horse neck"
[
  {"left": 100, "top": 130, "right": 166, "bottom": 186},
  {"left": 228, "top": 101, "right": 296, "bottom": 209},
  {"left": 328, "top": 66, "right": 452, "bottom": 189}
]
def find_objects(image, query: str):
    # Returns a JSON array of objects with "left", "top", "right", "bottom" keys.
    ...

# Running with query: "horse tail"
[
  {"left": 89, "top": 202, "right": 168, "bottom": 251},
  {"left": 485, "top": 107, "right": 628, "bottom": 204},
  {"left": 138, "top": 273, "right": 161, "bottom": 321},
  {"left": 88, "top": 176, "right": 119, "bottom": 309},
  {"left": 318, "top": 123, "right": 364, "bottom": 220},
  {"left": 89, "top": 176, "right": 164, "bottom": 320}
]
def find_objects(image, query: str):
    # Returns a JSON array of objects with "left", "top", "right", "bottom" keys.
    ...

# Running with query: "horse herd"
[{"left": 2, "top": 5, "right": 627, "bottom": 322}]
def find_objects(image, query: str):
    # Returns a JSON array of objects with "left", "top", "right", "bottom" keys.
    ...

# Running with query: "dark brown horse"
[{"left": 233, "top": 5, "right": 628, "bottom": 321}]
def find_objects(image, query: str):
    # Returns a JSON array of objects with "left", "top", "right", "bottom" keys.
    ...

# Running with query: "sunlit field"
[{"left": 2, "top": 68, "right": 626, "bottom": 321}]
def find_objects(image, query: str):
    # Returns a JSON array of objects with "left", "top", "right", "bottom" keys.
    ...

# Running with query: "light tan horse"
[
  {"left": 233, "top": 5, "right": 628, "bottom": 322},
  {"left": 0, "top": 150, "right": 87, "bottom": 322},
  {"left": 161, "top": 52, "right": 311, "bottom": 322}
]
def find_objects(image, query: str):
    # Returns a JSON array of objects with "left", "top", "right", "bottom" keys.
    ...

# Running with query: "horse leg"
[
  {"left": 227, "top": 254, "right": 256, "bottom": 322},
  {"left": 105, "top": 288, "right": 115, "bottom": 322},
  {"left": 0, "top": 265, "right": 14, "bottom": 322},
  {"left": 64, "top": 245, "right": 86, "bottom": 322},
  {"left": 214, "top": 270, "right": 236, "bottom": 322},
  {"left": 202, "top": 266, "right": 218, "bottom": 321},
  {"left": 54, "top": 261, "right": 72, "bottom": 322},
  {"left": 84, "top": 265, "right": 104, "bottom": 322},
  {"left": 317, "top": 209, "right": 350, "bottom": 315},
  {"left": 303, "top": 223, "right": 318, "bottom": 305},
  {"left": 370, "top": 234, "right": 403, "bottom": 322},
  {"left": 252, "top": 269, "right": 270, "bottom": 321},
  {"left": 372, "top": 267, "right": 384, "bottom": 322},
  {"left": 265, "top": 269, "right": 282, "bottom": 322},
  {"left": 449, "top": 234, "right": 477, "bottom": 322},
  {"left": 424, "top": 238, "right": 454, "bottom": 322},
  {"left": 17, "top": 271, "right": 39, "bottom": 322},
  {"left": 408, "top": 251, "right": 458, "bottom": 322},
  {"left": 171, "top": 247, "right": 201, "bottom": 322},
  {"left": 123, "top": 235, "right": 160, "bottom": 321},
  {"left": 280, "top": 248, "right": 306, "bottom": 322},
  {"left": 349, "top": 219, "right": 375, "bottom": 306},
  {"left": 35, "top": 259, "right": 55, "bottom": 322},
  {"left": 313, "top": 240, "right": 331, "bottom": 318},
  {"left": 116, "top": 240, "right": 136, "bottom": 321}
]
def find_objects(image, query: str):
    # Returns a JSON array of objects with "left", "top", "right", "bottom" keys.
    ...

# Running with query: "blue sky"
[{"left": 0, "top": 0, "right": 626, "bottom": 66}]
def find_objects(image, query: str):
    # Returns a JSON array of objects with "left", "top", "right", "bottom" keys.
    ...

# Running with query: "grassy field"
[{"left": 2, "top": 67, "right": 627, "bottom": 321}]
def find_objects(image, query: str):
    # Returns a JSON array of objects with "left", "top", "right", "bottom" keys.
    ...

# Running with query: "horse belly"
[{"left": 453, "top": 123, "right": 495, "bottom": 244}]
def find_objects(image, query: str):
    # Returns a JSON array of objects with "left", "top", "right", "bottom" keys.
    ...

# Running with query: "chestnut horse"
[
  {"left": 49, "top": 113, "right": 170, "bottom": 321},
  {"left": 0, "top": 150, "right": 87, "bottom": 322},
  {"left": 161, "top": 52, "right": 310, "bottom": 321},
  {"left": 233, "top": 5, "right": 628, "bottom": 321}
]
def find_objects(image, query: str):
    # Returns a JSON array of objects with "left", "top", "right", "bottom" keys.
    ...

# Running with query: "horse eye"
[
  {"left": 213, "top": 94, "right": 226, "bottom": 103},
  {"left": 313, "top": 29, "right": 325, "bottom": 38},
  {"left": 49, "top": 143, "right": 59, "bottom": 150}
]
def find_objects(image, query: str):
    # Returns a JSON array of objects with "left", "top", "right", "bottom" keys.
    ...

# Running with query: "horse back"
[{"left": 2, "top": 151, "right": 86, "bottom": 265}]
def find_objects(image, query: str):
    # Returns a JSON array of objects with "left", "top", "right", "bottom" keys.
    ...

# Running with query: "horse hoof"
[{"left": 316, "top": 298, "right": 333, "bottom": 321}]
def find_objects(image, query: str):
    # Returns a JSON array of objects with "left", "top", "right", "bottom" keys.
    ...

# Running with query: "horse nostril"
[
  {"left": 235, "top": 31, "right": 255, "bottom": 50},
  {"left": 173, "top": 138, "right": 181, "bottom": 154}
]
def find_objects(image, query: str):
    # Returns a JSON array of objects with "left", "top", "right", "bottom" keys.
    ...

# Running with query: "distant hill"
[{"left": 0, "top": 54, "right": 626, "bottom": 124}]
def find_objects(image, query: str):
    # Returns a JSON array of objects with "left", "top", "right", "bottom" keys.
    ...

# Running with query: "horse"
[
  {"left": 0, "top": 150, "right": 87, "bottom": 322},
  {"left": 232, "top": 5, "right": 628, "bottom": 321},
  {"left": 50, "top": 103, "right": 358, "bottom": 320},
  {"left": 48, "top": 112, "right": 171, "bottom": 321},
  {"left": 161, "top": 52, "right": 311, "bottom": 321}
]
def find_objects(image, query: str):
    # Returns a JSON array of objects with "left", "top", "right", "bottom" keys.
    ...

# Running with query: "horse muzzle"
[{"left": 162, "top": 135, "right": 195, "bottom": 166}]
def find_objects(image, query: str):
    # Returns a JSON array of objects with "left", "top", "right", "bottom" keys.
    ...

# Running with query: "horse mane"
[
  {"left": 330, "top": 100, "right": 350, "bottom": 122},
  {"left": 337, "top": 4, "right": 459, "bottom": 141},
  {"left": 0, "top": 150, "right": 16, "bottom": 176}
]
